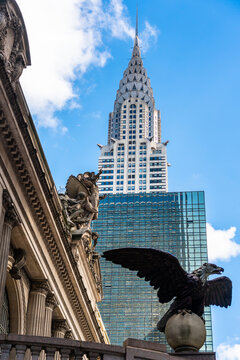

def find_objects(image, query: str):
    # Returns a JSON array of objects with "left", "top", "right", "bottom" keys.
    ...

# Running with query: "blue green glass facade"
[{"left": 93, "top": 191, "right": 213, "bottom": 351}]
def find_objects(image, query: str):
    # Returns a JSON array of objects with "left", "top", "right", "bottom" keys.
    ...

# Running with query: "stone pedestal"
[
  {"left": 165, "top": 311, "right": 206, "bottom": 352},
  {"left": 26, "top": 280, "right": 49, "bottom": 336}
]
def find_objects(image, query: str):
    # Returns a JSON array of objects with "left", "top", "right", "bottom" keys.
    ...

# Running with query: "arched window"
[
  {"left": 0, "top": 289, "right": 10, "bottom": 334},
  {"left": 130, "top": 104, "right": 136, "bottom": 109}
]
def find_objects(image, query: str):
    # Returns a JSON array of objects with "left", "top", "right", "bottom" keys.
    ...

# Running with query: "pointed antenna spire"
[
  {"left": 131, "top": 3, "right": 141, "bottom": 58},
  {"left": 136, "top": 3, "right": 138, "bottom": 37}
]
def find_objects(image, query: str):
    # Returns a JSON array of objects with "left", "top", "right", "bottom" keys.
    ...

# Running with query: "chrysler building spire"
[
  {"left": 97, "top": 14, "right": 168, "bottom": 194},
  {"left": 136, "top": 5, "right": 138, "bottom": 37},
  {"left": 132, "top": 5, "right": 141, "bottom": 58}
]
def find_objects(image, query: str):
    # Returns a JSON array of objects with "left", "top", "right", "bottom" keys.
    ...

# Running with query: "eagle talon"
[{"left": 177, "top": 309, "right": 192, "bottom": 315}]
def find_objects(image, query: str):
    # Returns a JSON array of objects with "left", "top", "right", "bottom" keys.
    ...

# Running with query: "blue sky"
[{"left": 18, "top": 0, "right": 240, "bottom": 357}]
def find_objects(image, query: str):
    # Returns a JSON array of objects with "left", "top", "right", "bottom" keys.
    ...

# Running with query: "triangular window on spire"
[
  {"left": 134, "top": 68, "right": 137, "bottom": 73},
  {"left": 133, "top": 84, "right": 136, "bottom": 90}
]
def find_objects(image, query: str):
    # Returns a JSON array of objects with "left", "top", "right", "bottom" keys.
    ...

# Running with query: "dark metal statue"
[{"left": 102, "top": 248, "right": 232, "bottom": 332}]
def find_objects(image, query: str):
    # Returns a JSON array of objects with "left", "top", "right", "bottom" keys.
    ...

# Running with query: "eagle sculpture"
[{"left": 102, "top": 248, "right": 232, "bottom": 332}]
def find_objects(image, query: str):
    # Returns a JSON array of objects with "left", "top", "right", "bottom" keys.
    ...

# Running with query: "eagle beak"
[{"left": 213, "top": 267, "right": 224, "bottom": 275}]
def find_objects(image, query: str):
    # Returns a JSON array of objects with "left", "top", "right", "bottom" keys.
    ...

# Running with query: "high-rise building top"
[{"left": 98, "top": 16, "right": 168, "bottom": 194}]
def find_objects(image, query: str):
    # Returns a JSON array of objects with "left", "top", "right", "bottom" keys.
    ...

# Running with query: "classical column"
[
  {"left": 52, "top": 319, "right": 68, "bottom": 338},
  {"left": 52, "top": 320, "right": 69, "bottom": 360},
  {"left": 0, "top": 188, "right": 5, "bottom": 244},
  {"left": 26, "top": 280, "right": 49, "bottom": 336},
  {"left": 44, "top": 293, "right": 57, "bottom": 337},
  {"left": 65, "top": 329, "right": 74, "bottom": 339},
  {"left": 0, "top": 189, "right": 19, "bottom": 308}
]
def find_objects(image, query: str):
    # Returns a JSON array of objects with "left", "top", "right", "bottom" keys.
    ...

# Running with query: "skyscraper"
[
  {"left": 97, "top": 17, "right": 168, "bottom": 195},
  {"left": 93, "top": 192, "right": 213, "bottom": 351},
  {"left": 94, "top": 13, "right": 213, "bottom": 352}
]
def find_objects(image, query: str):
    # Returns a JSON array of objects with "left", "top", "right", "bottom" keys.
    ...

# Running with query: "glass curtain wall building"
[{"left": 93, "top": 191, "right": 213, "bottom": 351}]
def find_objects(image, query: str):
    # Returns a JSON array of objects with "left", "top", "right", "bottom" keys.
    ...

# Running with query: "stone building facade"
[{"left": 0, "top": 0, "right": 108, "bottom": 343}]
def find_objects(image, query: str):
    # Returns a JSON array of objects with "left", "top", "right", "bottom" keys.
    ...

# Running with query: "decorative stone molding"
[
  {"left": 71, "top": 230, "right": 102, "bottom": 295},
  {"left": 9, "top": 248, "right": 26, "bottom": 280},
  {"left": 52, "top": 320, "right": 68, "bottom": 333},
  {"left": 2, "top": 189, "right": 20, "bottom": 227},
  {"left": 52, "top": 320, "right": 69, "bottom": 338},
  {"left": 31, "top": 280, "right": 50, "bottom": 296},
  {"left": 7, "top": 254, "right": 14, "bottom": 272},
  {"left": 0, "top": 0, "right": 30, "bottom": 88},
  {"left": 81, "top": 229, "right": 93, "bottom": 259},
  {"left": 45, "top": 292, "right": 57, "bottom": 310},
  {"left": 65, "top": 330, "right": 74, "bottom": 340},
  {"left": 7, "top": 246, "right": 14, "bottom": 272}
]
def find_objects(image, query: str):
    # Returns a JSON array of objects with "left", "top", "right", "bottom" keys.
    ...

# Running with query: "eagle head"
[
  {"left": 203, "top": 263, "right": 224, "bottom": 275},
  {"left": 192, "top": 263, "right": 224, "bottom": 283}
]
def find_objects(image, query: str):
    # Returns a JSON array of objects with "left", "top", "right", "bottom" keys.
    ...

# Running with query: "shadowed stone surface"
[{"left": 165, "top": 312, "right": 206, "bottom": 353}]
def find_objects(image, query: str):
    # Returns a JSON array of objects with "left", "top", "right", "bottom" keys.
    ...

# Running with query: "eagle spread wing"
[
  {"left": 66, "top": 175, "right": 88, "bottom": 198},
  {"left": 205, "top": 276, "right": 232, "bottom": 307},
  {"left": 102, "top": 248, "right": 189, "bottom": 303}
]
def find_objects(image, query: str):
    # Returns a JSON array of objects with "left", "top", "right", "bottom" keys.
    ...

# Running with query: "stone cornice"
[{"left": 0, "top": 61, "right": 104, "bottom": 343}]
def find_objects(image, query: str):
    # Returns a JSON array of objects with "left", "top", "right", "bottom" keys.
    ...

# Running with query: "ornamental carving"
[
  {"left": 52, "top": 319, "right": 69, "bottom": 334},
  {"left": 65, "top": 329, "right": 74, "bottom": 339},
  {"left": 59, "top": 170, "right": 105, "bottom": 233},
  {"left": 31, "top": 280, "right": 50, "bottom": 296},
  {"left": 46, "top": 292, "right": 57, "bottom": 310},
  {"left": 2, "top": 189, "right": 20, "bottom": 227},
  {"left": 59, "top": 170, "right": 104, "bottom": 294},
  {"left": 0, "top": 1, "right": 30, "bottom": 87},
  {"left": 9, "top": 248, "right": 26, "bottom": 280}
]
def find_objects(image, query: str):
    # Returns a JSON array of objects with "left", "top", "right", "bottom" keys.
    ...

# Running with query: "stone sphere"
[{"left": 165, "top": 311, "right": 206, "bottom": 352}]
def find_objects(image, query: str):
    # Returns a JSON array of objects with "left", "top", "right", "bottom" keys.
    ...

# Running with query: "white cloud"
[
  {"left": 17, "top": 0, "right": 158, "bottom": 131},
  {"left": 139, "top": 21, "right": 158, "bottom": 53},
  {"left": 217, "top": 342, "right": 240, "bottom": 360},
  {"left": 207, "top": 223, "right": 240, "bottom": 262}
]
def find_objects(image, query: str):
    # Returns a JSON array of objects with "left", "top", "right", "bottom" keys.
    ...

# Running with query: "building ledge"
[{"left": 0, "top": 334, "right": 216, "bottom": 360}]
